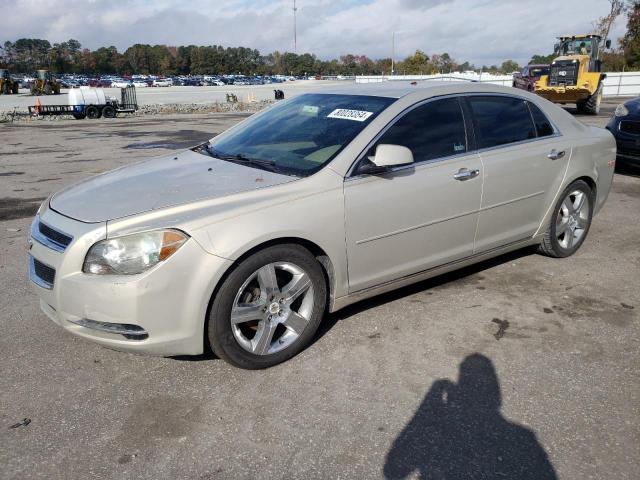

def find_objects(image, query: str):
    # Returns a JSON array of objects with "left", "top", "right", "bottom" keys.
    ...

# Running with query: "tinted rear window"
[
  {"left": 468, "top": 96, "right": 536, "bottom": 149},
  {"left": 527, "top": 101, "right": 554, "bottom": 137},
  {"left": 372, "top": 97, "right": 467, "bottom": 162}
]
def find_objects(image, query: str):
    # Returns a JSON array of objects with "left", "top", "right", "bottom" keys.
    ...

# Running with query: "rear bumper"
[{"left": 28, "top": 206, "right": 232, "bottom": 356}]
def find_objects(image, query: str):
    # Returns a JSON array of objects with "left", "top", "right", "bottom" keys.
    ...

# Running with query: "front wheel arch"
[{"left": 202, "top": 237, "right": 335, "bottom": 353}]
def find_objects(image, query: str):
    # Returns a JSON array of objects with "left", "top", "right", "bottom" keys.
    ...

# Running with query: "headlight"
[
  {"left": 83, "top": 230, "right": 189, "bottom": 275},
  {"left": 615, "top": 104, "right": 629, "bottom": 117}
]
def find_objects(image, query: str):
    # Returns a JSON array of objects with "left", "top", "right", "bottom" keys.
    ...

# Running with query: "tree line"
[
  {"left": 0, "top": 40, "right": 511, "bottom": 76},
  {"left": 1, "top": 2, "right": 638, "bottom": 76}
]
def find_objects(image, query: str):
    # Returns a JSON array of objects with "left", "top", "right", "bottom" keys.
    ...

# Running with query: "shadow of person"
[{"left": 384, "top": 354, "right": 557, "bottom": 480}]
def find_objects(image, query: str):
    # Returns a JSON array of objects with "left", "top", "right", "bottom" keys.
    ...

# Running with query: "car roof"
[{"left": 306, "top": 80, "right": 521, "bottom": 99}]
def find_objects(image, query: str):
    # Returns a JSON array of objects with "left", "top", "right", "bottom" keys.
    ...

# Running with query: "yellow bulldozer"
[
  {"left": 0, "top": 69, "right": 19, "bottom": 94},
  {"left": 535, "top": 34, "right": 610, "bottom": 115},
  {"left": 30, "top": 69, "right": 61, "bottom": 95}
]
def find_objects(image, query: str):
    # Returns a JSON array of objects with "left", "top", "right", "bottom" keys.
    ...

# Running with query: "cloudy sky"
[{"left": 0, "top": 0, "right": 629, "bottom": 65}]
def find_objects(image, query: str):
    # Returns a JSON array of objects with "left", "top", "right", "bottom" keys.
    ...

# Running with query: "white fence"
[{"left": 354, "top": 72, "right": 640, "bottom": 97}]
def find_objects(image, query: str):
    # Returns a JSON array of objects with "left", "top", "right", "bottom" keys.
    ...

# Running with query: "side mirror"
[
  {"left": 605, "top": 39, "right": 612, "bottom": 49},
  {"left": 359, "top": 144, "right": 414, "bottom": 175}
]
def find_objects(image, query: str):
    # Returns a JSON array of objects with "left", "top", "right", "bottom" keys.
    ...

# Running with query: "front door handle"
[
  {"left": 547, "top": 149, "right": 565, "bottom": 160},
  {"left": 453, "top": 168, "right": 480, "bottom": 181}
]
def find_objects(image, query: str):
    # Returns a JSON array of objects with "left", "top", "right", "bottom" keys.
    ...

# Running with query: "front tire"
[
  {"left": 577, "top": 83, "right": 603, "bottom": 115},
  {"left": 208, "top": 244, "right": 327, "bottom": 369},
  {"left": 537, "top": 180, "right": 593, "bottom": 258}
]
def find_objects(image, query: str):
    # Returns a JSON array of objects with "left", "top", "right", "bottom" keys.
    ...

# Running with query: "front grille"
[
  {"left": 39, "top": 221, "right": 72, "bottom": 248},
  {"left": 617, "top": 147, "right": 640, "bottom": 158},
  {"left": 33, "top": 258, "right": 55, "bottom": 285},
  {"left": 29, "top": 256, "right": 56, "bottom": 289},
  {"left": 620, "top": 120, "right": 640, "bottom": 136},
  {"left": 31, "top": 217, "right": 73, "bottom": 253},
  {"left": 549, "top": 61, "right": 578, "bottom": 86}
]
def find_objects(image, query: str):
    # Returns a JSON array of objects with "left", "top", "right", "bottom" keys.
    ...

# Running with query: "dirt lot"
[{"left": 0, "top": 98, "right": 639, "bottom": 480}]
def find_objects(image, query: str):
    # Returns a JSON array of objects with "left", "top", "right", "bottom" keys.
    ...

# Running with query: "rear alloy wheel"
[
  {"left": 208, "top": 245, "right": 327, "bottom": 369},
  {"left": 537, "top": 180, "right": 593, "bottom": 258}
]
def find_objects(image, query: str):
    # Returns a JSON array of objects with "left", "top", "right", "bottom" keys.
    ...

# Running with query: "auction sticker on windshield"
[{"left": 327, "top": 109, "right": 373, "bottom": 122}]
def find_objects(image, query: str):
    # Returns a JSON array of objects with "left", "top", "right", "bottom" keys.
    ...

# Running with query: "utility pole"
[
  {"left": 391, "top": 31, "right": 395, "bottom": 75},
  {"left": 293, "top": 0, "right": 298, "bottom": 53}
]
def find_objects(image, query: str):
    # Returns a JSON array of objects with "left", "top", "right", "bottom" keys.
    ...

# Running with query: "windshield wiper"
[
  {"left": 207, "top": 146, "right": 272, "bottom": 166},
  {"left": 207, "top": 145, "right": 288, "bottom": 175}
]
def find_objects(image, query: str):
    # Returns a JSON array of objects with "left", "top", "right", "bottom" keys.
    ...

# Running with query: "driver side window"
[{"left": 369, "top": 98, "right": 468, "bottom": 163}]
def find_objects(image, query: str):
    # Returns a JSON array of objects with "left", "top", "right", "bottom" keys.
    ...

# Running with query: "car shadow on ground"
[
  {"left": 174, "top": 247, "right": 534, "bottom": 363},
  {"left": 317, "top": 247, "right": 533, "bottom": 342},
  {"left": 383, "top": 353, "right": 558, "bottom": 480}
]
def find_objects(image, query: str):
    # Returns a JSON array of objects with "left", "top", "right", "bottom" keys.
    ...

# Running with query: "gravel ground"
[
  {"left": 0, "top": 98, "right": 638, "bottom": 480},
  {"left": 0, "top": 80, "right": 343, "bottom": 116}
]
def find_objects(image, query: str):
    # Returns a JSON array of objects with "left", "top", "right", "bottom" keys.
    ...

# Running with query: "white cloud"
[{"left": 0, "top": 0, "right": 629, "bottom": 65}]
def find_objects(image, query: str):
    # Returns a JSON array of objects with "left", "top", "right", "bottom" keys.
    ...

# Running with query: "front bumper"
[
  {"left": 606, "top": 118, "right": 640, "bottom": 166},
  {"left": 28, "top": 205, "right": 232, "bottom": 356}
]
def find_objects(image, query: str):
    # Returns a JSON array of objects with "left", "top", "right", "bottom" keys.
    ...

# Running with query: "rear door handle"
[
  {"left": 547, "top": 149, "right": 565, "bottom": 160},
  {"left": 453, "top": 168, "right": 480, "bottom": 181}
]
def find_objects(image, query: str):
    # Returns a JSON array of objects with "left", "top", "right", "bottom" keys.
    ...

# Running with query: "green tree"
[
  {"left": 529, "top": 53, "right": 555, "bottom": 65},
  {"left": 621, "top": 1, "right": 640, "bottom": 68},
  {"left": 500, "top": 59, "right": 520, "bottom": 73}
]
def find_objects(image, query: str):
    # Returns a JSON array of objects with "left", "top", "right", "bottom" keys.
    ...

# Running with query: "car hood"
[{"left": 49, "top": 150, "right": 297, "bottom": 223}]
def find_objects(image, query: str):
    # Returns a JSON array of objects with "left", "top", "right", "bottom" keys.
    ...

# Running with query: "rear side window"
[
  {"left": 373, "top": 97, "right": 467, "bottom": 162},
  {"left": 468, "top": 96, "right": 536, "bottom": 149},
  {"left": 527, "top": 102, "right": 555, "bottom": 137}
]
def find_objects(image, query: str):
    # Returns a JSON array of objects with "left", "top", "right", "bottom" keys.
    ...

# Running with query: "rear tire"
[
  {"left": 537, "top": 180, "right": 593, "bottom": 258},
  {"left": 86, "top": 105, "right": 100, "bottom": 119},
  {"left": 102, "top": 105, "right": 116, "bottom": 118},
  {"left": 208, "top": 244, "right": 327, "bottom": 369}
]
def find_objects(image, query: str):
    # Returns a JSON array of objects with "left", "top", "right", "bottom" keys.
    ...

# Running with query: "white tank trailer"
[
  {"left": 67, "top": 87, "right": 107, "bottom": 107},
  {"left": 28, "top": 85, "right": 138, "bottom": 119}
]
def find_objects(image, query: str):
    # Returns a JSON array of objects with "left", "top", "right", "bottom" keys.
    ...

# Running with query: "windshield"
[
  {"left": 207, "top": 93, "right": 395, "bottom": 176},
  {"left": 529, "top": 67, "right": 549, "bottom": 77},
  {"left": 559, "top": 38, "right": 594, "bottom": 56}
]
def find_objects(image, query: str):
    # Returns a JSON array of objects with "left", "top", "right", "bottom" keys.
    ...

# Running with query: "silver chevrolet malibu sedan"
[{"left": 28, "top": 82, "right": 615, "bottom": 369}]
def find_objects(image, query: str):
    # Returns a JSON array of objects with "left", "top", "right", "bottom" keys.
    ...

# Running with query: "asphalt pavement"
[{"left": 0, "top": 97, "right": 638, "bottom": 480}]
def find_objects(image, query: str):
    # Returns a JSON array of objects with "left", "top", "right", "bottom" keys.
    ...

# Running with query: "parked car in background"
[
  {"left": 606, "top": 96, "right": 640, "bottom": 168},
  {"left": 512, "top": 64, "right": 549, "bottom": 92},
  {"left": 28, "top": 82, "right": 615, "bottom": 369},
  {"left": 152, "top": 78, "right": 172, "bottom": 87},
  {"left": 132, "top": 81, "right": 148, "bottom": 88},
  {"left": 111, "top": 80, "right": 131, "bottom": 88}
]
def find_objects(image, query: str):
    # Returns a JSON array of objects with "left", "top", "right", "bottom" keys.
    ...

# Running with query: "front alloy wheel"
[
  {"left": 231, "top": 262, "right": 314, "bottom": 355},
  {"left": 208, "top": 244, "right": 326, "bottom": 369}
]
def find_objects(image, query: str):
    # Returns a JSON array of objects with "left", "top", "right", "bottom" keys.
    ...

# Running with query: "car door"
[
  {"left": 466, "top": 95, "right": 572, "bottom": 252},
  {"left": 344, "top": 97, "right": 483, "bottom": 292}
]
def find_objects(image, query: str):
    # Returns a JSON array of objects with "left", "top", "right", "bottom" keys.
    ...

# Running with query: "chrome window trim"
[
  {"left": 346, "top": 92, "right": 563, "bottom": 179},
  {"left": 464, "top": 94, "right": 562, "bottom": 154},
  {"left": 30, "top": 216, "right": 73, "bottom": 253},
  {"left": 346, "top": 94, "right": 471, "bottom": 178},
  {"left": 28, "top": 255, "right": 54, "bottom": 290}
]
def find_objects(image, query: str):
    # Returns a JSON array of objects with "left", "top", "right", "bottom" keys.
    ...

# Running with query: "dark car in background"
[
  {"left": 607, "top": 97, "right": 640, "bottom": 168},
  {"left": 512, "top": 64, "right": 549, "bottom": 92}
]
